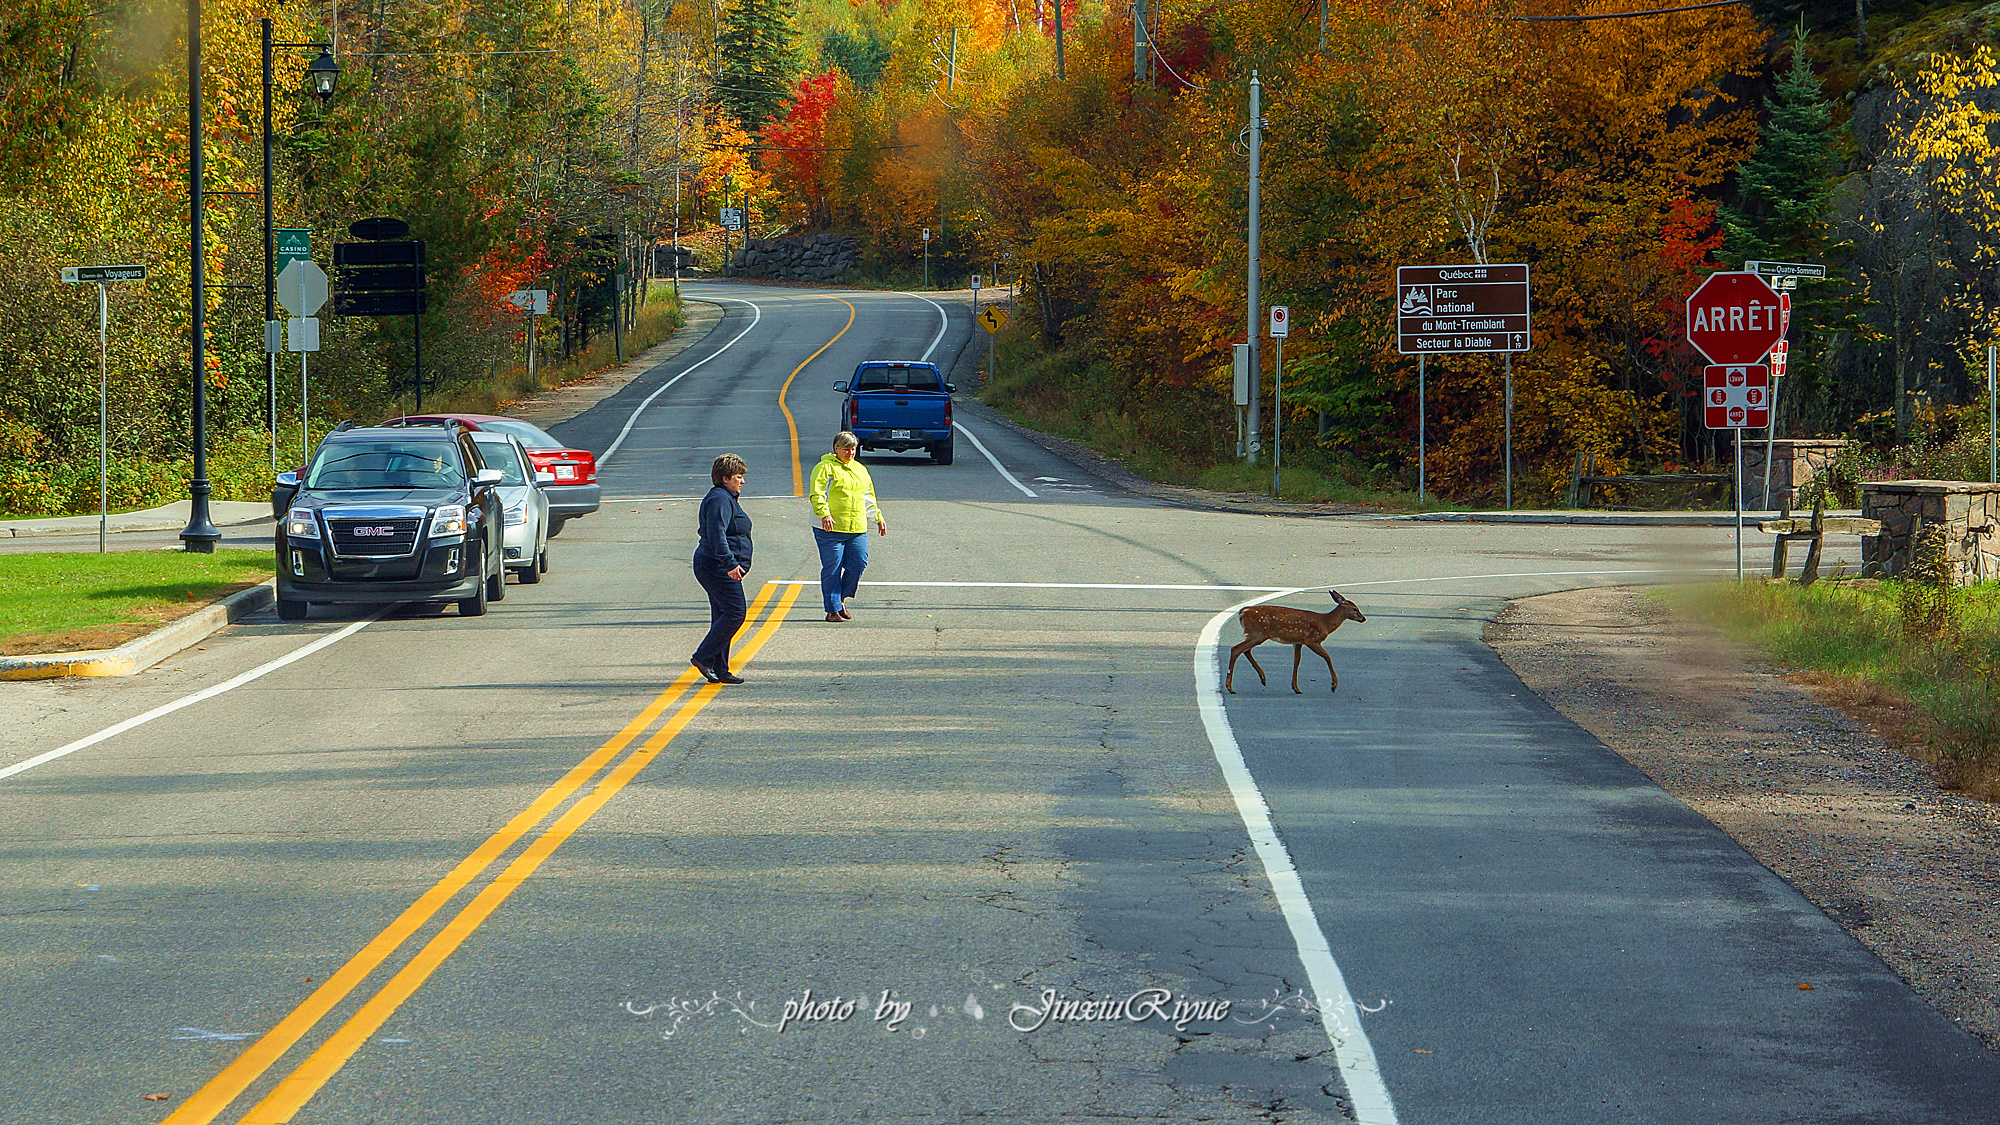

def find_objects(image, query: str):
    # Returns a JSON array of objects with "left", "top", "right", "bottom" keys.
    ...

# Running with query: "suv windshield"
[
  {"left": 474, "top": 418, "right": 561, "bottom": 449},
  {"left": 306, "top": 442, "right": 462, "bottom": 490},
  {"left": 471, "top": 438, "right": 527, "bottom": 485}
]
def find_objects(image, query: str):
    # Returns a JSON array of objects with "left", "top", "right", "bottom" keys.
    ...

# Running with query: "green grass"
[
  {"left": 1680, "top": 578, "right": 2000, "bottom": 800},
  {"left": 0, "top": 549, "right": 272, "bottom": 649}
]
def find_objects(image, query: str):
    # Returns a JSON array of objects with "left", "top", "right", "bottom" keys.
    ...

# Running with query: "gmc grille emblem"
[{"left": 352, "top": 526, "right": 397, "bottom": 537}]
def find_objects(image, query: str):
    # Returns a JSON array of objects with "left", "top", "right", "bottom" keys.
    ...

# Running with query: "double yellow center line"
[{"left": 165, "top": 582, "right": 803, "bottom": 1125}]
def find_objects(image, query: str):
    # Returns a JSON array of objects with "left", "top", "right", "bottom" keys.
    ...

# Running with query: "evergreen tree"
[
  {"left": 716, "top": 0, "right": 803, "bottom": 133},
  {"left": 1723, "top": 43, "right": 1839, "bottom": 263}
]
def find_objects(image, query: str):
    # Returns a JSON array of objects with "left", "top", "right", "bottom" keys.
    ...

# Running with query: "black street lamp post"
[
  {"left": 181, "top": 0, "right": 219, "bottom": 552},
  {"left": 182, "top": 7, "right": 338, "bottom": 551}
]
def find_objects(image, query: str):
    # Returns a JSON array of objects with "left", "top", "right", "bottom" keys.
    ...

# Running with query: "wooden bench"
[{"left": 1757, "top": 501, "right": 1881, "bottom": 585}]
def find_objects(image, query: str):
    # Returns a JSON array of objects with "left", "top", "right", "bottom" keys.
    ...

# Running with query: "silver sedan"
[{"left": 470, "top": 432, "right": 551, "bottom": 584}]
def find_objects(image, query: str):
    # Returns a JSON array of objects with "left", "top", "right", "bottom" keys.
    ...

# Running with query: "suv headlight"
[
  {"left": 286, "top": 508, "right": 319, "bottom": 538},
  {"left": 430, "top": 504, "right": 467, "bottom": 537}
]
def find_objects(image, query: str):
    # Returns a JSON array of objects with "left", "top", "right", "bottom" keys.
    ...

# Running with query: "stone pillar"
[
  {"left": 1740, "top": 439, "right": 1849, "bottom": 509},
  {"left": 1860, "top": 480, "right": 2000, "bottom": 583}
]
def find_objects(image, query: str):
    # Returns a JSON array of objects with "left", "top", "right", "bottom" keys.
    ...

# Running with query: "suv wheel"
[
  {"left": 547, "top": 517, "right": 566, "bottom": 538},
  {"left": 486, "top": 552, "right": 507, "bottom": 602},
  {"left": 276, "top": 598, "right": 308, "bottom": 621},
  {"left": 459, "top": 547, "right": 489, "bottom": 616}
]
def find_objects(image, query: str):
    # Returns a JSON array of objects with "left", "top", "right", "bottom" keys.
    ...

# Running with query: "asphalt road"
[{"left": 3, "top": 281, "right": 1994, "bottom": 1124}]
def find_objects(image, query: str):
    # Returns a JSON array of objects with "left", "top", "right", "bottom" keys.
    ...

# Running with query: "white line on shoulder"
[
  {"left": 600, "top": 296, "right": 763, "bottom": 466},
  {"left": 1, "top": 613, "right": 384, "bottom": 784}
]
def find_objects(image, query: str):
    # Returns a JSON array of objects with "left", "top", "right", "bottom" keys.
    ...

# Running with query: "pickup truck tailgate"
[{"left": 852, "top": 392, "right": 949, "bottom": 429}]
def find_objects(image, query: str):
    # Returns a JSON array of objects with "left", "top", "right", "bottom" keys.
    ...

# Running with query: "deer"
[{"left": 1226, "top": 590, "right": 1366, "bottom": 695}]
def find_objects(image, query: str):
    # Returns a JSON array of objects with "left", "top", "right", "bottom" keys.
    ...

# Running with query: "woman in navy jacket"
[{"left": 691, "top": 453, "right": 752, "bottom": 683}]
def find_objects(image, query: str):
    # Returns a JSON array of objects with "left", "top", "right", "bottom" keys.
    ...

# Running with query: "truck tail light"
[{"left": 849, "top": 398, "right": 859, "bottom": 427}]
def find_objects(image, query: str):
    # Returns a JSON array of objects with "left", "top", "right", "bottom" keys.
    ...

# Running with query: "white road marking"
[
  {"left": 952, "top": 423, "right": 1037, "bottom": 497},
  {"left": 599, "top": 296, "right": 763, "bottom": 466},
  {"left": 1196, "top": 588, "right": 1399, "bottom": 1125},
  {"left": 911, "top": 293, "right": 950, "bottom": 362},
  {"left": 774, "top": 580, "right": 1290, "bottom": 591},
  {"left": 0, "top": 615, "right": 382, "bottom": 784}
]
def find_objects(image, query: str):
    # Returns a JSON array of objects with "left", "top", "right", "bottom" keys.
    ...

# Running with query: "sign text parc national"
[{"left": 1396, "top": 264, "right": 1531, "bottom": 355}]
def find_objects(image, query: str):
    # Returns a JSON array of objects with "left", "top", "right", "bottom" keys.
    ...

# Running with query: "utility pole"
[
  {"left": 949, "top": 27, "right": 959, "bottom": 92},
  {"left": 1055, "top": 0, "right": 1064, "bottom": 80},
  {"left": 1244, "top": 72, "right": 1262, "bottom": 465},
  {"left": 1133, "top": 0, "right": 1149, "bottom": 85}
]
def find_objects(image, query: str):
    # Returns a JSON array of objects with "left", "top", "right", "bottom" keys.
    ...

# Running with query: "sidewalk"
[{"left": 2, "top": 500, "right": 273, "bottom": 540}]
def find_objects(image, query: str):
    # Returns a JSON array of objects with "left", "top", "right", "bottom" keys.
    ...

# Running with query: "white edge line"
[
  {"left": 910, "top": 292, "right": 950, "bottom": 362},
  {"left": 2, "top": 613, "right": 384, "bottom": 784},
  {"left": 771, "top": 567, "right": 1737, "bottom": 592},
  {"left": 599, "top": 296, "right": 763, "bottom": 466},
  {"left": 906, "top": 292, "right": 1037, "bottom": 500},
  {"left": 1196, "top": 590, "right": 1400, "bottom": 1125},
  {"left": 951, "top": 423, "right": 1037, "bottom": 497}
]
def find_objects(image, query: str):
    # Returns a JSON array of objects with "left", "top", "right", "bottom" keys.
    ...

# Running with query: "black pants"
[{"left": 692, "top": 563, "right": 746, "bottom": 673}]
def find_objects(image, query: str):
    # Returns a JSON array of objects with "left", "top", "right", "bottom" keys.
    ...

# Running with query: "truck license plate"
[{"left": 888, "top": 429, "right": 912, "bottom": 439}]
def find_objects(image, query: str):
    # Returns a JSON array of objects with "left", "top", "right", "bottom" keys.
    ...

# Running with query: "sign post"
[
  {"left": 61, "top": 265, "right": 147, "bottom": 552},
  {"left": 1270, "top": 306, "right": 1289, "bottom": 497},
  {"left": 506, "top": 289, "right": 550, "bottom": 389},
  {"left": 1397, "top": 264, "right": 1532, "bottom": 507},
  {"left": 1704, "top": 364, "right": 1772, "bottom": 579},
  {"left": 1686, "top": 270, "right": 1784, "bottom": 569},
  {"left": 977, "top": 303, "right": 1007, "bottom": 388},
  {"left": 1232, "top": 344, "right": 1251, "bottom": 458},
  {"left": 277, "top": 258, "right": 328, "bottom": 464},
  {"left": 922, "top": 227, "right": 931, "bottom": 290}
]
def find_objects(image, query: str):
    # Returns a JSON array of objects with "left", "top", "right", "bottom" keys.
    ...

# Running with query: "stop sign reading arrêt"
[{"left": 1685, "top": 271, "right": 1783, "bottom": 365}]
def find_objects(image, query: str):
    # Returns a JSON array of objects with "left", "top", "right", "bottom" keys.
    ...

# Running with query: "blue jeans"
[{"left": 813, "top": 527, "right": 868, "bottom": 614}]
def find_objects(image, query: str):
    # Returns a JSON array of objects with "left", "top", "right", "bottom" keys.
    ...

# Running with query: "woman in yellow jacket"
[{"left": 808, "top": 431, "right": 886, "bottom": 621}]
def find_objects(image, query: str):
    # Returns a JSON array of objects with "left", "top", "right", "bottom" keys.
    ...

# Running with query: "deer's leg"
[
  {"left": 1290, "top": 645, "right": 1305, "bottom": 693},
  {"left": 1240, "top": 644, "right": 1268, "bottom": 686},
  {"left": 1308, "top": 641, "right": 1338, "bottom": 693},
  {"left": 1226, "top": 640, "right": 1258, "bottom": 693}
]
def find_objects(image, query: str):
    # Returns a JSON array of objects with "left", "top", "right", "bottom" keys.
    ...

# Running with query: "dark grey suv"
[{"left": 271, "top": 423, "right": 507, "bottom": 618}]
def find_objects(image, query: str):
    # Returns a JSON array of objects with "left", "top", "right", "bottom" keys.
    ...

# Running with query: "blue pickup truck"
[{"left": 833, "top": 361, "right": 957, "bottom": 464}]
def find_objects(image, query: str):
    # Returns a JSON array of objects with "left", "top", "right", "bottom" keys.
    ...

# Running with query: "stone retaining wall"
[
  {"left": 1859, "top": 480, "right": 2000, "bottom": 583},
  {"left": 729, "top": 231, "right": 860, "bottom": 282}
]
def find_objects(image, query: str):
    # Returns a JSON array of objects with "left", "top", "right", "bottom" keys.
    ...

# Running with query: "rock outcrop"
[{"left": 728, "top": 231, "right": 861, "bottom": 281}]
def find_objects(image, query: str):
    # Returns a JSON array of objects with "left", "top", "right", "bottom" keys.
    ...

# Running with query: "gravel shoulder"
[{"left": 1486, "top": 585, "right": 2000, "bottom": 1054}]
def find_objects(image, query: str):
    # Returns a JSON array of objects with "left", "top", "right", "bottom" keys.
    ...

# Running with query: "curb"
[{"left": 0, "top": 580, "right": 276, "bottom": 680}]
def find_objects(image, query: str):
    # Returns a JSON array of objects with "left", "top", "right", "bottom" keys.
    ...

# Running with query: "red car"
[{"left": 383, "top": 414, "right": 599, "bottom": 535}]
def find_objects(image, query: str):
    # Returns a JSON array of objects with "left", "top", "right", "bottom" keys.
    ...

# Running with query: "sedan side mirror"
[
  {"left": 832, "top": 380, "right": 848, "bottom": 393},
  {"left": 534, "top": 471, "right": 556, "bottom": 485},
  {"left": 473, "top": 468, "right": 503, "bottom": 486}
]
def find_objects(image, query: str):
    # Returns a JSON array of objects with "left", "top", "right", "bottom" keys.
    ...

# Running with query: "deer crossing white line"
[{"left": 1225, "top": 590, "right": 1367, "bottom": 695}]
